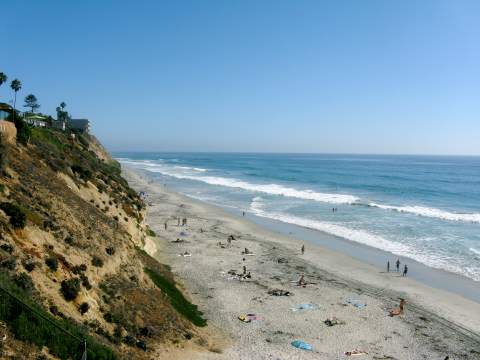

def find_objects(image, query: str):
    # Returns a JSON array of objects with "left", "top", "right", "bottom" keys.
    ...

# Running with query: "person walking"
[
  {"left": 301, "top": 244, "right": 305, "bottom": 255},
  {"left": 402, "top": 264, "right": 408, "bottom": 277},
  {"left": 387, "top": 261, "right": 390, "bottom": 273},
  {"left": 396, "top": 259, "right": 400, "bottom": 272},
  {"left": 164, "top": 222, "right": 167, "bottom": 230}
]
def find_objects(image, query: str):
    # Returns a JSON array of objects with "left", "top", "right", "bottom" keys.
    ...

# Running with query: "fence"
[{"left": 0, "top": 284, "right": 87, "bottom": 359}]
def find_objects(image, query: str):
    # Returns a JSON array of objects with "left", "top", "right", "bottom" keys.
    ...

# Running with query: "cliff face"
[{"left": 0, "top": 128, "right": 201, "bottom": 359}]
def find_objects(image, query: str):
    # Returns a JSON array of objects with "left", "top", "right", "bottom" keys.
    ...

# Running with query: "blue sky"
[{"left": 1, "top": 0, "right": 479, "bottom": 155}]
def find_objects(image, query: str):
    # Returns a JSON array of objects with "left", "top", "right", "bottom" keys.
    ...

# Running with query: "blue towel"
[{"left": 291, "top": 340, "right": 313, "bottom": 351}]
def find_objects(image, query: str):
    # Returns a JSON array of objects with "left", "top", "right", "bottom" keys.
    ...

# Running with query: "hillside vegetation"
[{"left": 0, "top": 127, "right": 205, "bottom": 359}]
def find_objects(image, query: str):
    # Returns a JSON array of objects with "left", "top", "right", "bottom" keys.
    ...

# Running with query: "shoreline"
[
  {"left": 123, "top": 166, "right": 480, "bottom": 359},
  {"left": 226, "top": 207, "right": 480, "bottom": 304}
]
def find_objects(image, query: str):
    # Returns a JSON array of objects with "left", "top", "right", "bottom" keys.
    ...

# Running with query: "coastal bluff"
[{"left": 0, "top": 127, "right": 207, "bottom": 359}]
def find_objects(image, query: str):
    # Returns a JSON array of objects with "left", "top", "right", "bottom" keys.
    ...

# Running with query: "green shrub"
[
  {"left": 23, "top": 261, "right": 35, "bottom": 272},
  {"left": 13, "top": 117, "right": 31, "bottom": 145},
  {"left": 146, "top": 228, "right": 156, "bottom": 237},
  {"left": 45, "top": 256, "right": 58, "bottom": 271},
  {"left": 0, "top": 202, "right": 27, "bottom": 229},
  {"left": 144, "top": 267, "right": 206, "bottom": 327},
  {"left": 0, "top": 272, "right": 117, "bottom": 359},
  {"left": 71, "top": 164, "right": 92, "bottom": 180},
  {"left": 80, "top": 274, "right": 92, "bottom": 290},
  {"left": 13, "top": 272, "right": 34, "bottom": 294},
  {"left": 60, "top": 278, "right": 80, "bottom": 301},
  {"left": 0, "top": 243, "right": 14, "bottom": 253},
  {"left": 91, "top": 256, "right": 104, "bottom": 267},
  {"left": 0, "top": 257, "right": 16, "bottom": 270},
  {"left": 79, "top": 302, "right": 90, "bottom": 315}
]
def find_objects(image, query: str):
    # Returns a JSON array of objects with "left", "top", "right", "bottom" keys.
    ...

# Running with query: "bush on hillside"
[
  {"left": 60, "top": 278, "right": 81, "bottom": 301},
  {"left": 0, "top": 272, "right": 117, "bottom": 359},
  {"left": 71, "top": 164, "right": 92, "bottom": 180},
  {"left": 14, "top": 272, "right": 34, "bottom": 294},
  {"left": 13, "top": 117, "right": 31, "bottom": 145},
  {"left": 79, "top": 302, "right": 90, "bottom": 315},
  {"left": 23, "top": 260, "right": 35, "bottom": 272},
  {"left": 0, "top": 202, "right": 27, "bottom": 229},
  {"left": 0, "top": 243, "right": 14, "bottom": 254},
  {"left": 144, "top": 267, "right": 206, "bottom": 327},
  {"left": 91, "top": 256, "right": 104, "bottom": 267},
  {"left": 45, "top": 256, "right": 58, "bottom": 271}
]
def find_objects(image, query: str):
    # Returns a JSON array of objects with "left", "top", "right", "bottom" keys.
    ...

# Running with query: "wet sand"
[{"left": 124, "top": 167, "right": 480, "bottom": 359}]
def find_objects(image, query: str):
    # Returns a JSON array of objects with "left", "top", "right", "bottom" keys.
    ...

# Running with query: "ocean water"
[{"left": 116, "top": 153, "right": 480, "bottom": 282}]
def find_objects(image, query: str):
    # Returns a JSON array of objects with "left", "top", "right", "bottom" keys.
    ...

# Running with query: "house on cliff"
[
  {"left": 69, "top": 118, "right": 90, "bottom": 133},
  {"left": 0, "top": 103, "right": 14, "bottom": 121},
  {"left": 24, "top": 114, "right": 48, "bottom": 127}
]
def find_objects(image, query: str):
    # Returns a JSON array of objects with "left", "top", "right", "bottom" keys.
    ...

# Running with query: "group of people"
[
  {"left": 164, "top": 217, "right": 189, "bottom": 230},
  {"left": 387, "top": 259, "right": 408, "bottom": 277}
]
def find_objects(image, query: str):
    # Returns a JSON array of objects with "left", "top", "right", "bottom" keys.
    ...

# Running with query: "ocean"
[{"left": 116, "top": 153, "right": 480, "bottom": 282}]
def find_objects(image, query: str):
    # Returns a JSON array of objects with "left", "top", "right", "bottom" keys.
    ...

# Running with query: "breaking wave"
[
  {"left": 368, "top": 203, "right": 480, "bottom": 224},
  {"left": 119, "top": 159, "right": 480, "bottom": 224},
  {"left": 250, "top": 197, "right": 480, "bottom": 281},
  {"left": 122, "top": 160, "right": 358, "bottom": 205}
]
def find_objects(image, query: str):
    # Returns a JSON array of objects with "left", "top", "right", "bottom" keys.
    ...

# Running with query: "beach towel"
[
  {"left": 290, "top": 303, "right": 319, "bottom": 312},
  {"left": 291, "top": 340, "right": 313, "bottom": 351},
  {"left": 238, "top": 314, "right": 264, "bottom": 323},
  {"left": 344, "top": 298, "right": 366, "bottom": 309},
  {"left": 178, "top": 253, "right": 192, "bottom": 257}
]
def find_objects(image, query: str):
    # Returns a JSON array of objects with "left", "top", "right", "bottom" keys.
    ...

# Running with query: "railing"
[{"left": 0, "top": 284, "right": 87, "bottom": 359}]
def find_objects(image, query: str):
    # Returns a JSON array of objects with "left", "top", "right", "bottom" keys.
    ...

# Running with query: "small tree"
[
  {"left": 10, "top": 79, "right": 21, "bottom": 121},
  {"left": 24, "top": 94, "right": 40, "bottom": 113},
  {"left": 56, "top": 102, "right": 69, "bottom": 122}
]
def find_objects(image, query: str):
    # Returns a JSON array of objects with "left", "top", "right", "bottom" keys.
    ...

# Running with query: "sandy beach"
[{"left": 124, "top": 167, "right": 480, "bottom": 359}]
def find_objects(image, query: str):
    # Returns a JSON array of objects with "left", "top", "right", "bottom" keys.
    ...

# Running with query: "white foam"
[
  {"left": 250, "top": 197, "right": 480, "bottom": 282},
  {"left": 368, "top": 203, "right": 480, "bottom": 224},
  {"left": 470, "top": 248, "right": 480, "bottom": 256},
  {"left": 251, "top": 197, "right": 412, "bottom": 255},
  {"left": 122, "top": 160, "right": 358, "bottom": 205},
  {"left": 174, "top": 165, "right": 208, "bottom": 172}
]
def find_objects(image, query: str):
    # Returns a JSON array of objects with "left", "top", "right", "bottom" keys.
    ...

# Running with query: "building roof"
[
  {"left": 25, "top": 114, "right": 47, "bottom": 120},
  {"left": 0, "top": 103, "right": 13, "bottom": 111}
]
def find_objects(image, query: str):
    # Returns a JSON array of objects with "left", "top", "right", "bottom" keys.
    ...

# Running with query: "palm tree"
[
  {"left": 60, "top": 101, "right": 66, "bottom": 110},
  {"left": 0, "top": 72, "right": 7, "bottom": 88},
  {"left": 10, "top": 79, "right": 22, "bottom": 122}
]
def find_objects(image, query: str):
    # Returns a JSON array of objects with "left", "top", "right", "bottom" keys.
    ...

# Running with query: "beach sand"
[{"left": 124, "top": 167, "right": 480, "bottom": 359}]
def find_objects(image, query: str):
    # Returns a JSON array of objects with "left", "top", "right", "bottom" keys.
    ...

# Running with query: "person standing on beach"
[
  {"left": 387, "top": 261, "right": 390, "bottom": 272},
  {"left": 242, "top": 211, "right": 245, "bottom": 217},
  {"left": 164, "top": 222, "right": 167, "bottom": 230},
  {"left": 396, "top": 259, "right": 400, "bottom": 272},
  {"left": 402, "top": 264, "right": 408, "bottom": 277},
  {"left": 301, "top": 245, "right": 305, "bottom": 255}
]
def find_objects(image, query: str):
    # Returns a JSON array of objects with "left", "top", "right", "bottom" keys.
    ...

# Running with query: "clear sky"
[{"left": 1, "top": 0, "right": 479, "bottom": 155}]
